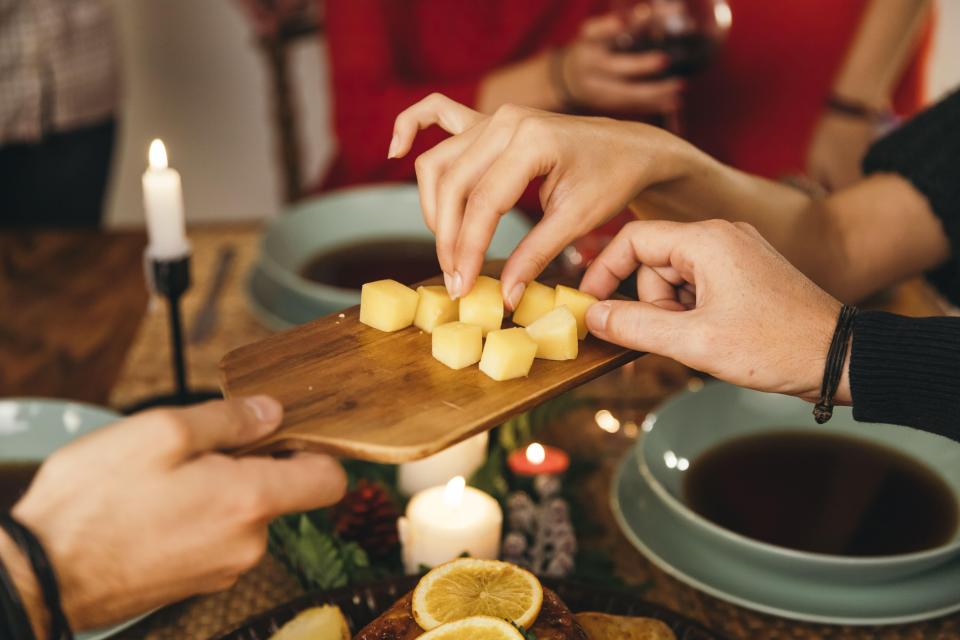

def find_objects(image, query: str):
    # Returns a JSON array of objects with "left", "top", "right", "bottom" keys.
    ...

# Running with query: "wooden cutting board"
[{"left": 220, "top": 267, "right": 640, "bottom": 462}]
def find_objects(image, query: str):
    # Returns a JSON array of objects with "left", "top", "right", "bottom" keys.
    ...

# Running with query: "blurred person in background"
[
  {"left": 0, "top": 0, "right": 118, "bottom": 229},
  {"left": 311, "top": 0, "right": 932, "bottom": 212}
]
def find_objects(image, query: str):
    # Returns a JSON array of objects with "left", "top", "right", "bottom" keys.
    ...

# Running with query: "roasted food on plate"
[
  {"left": 354, "top": 587, "right": 586, "bottom": 640},
  {"left": 269, "top": 559, "right": 678, "bottom": 639},
  {"left": 352, "top": 558, "right": 677, "bottom": 640}
]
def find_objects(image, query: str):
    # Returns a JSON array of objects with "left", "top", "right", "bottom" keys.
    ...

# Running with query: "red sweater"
[{"left": 319, "top": 0, "right": 929, "bottom": 193}]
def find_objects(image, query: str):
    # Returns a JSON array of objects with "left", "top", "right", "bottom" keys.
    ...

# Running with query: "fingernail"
[
  {"left": 449, "top": 271, "right": 463, "bottom": 299},
  {"left": 387, "top": 132, "right": 399, "bottom": 159},
  {"left": 245, "top": 395, "right": 282, "bottom": 424},
  {"left": 586, "top": 302, "right": 611, "bottom": 331},
  {"left": 443, "top": 272, "right": 453, "bottom": 294},
  {"left": 507, "top": 282, "right": 525, "bottom": 311}
]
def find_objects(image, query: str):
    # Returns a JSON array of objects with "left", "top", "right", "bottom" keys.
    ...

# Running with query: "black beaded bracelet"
[
  {"left": 813, "top": 304, "right": 859, "bottom": 424},
  {"left": 0, "top": 548, "right": 35, "bottom": 640},
  {"left": 0, "top": 516, "right": 72, "bottom": 640}
]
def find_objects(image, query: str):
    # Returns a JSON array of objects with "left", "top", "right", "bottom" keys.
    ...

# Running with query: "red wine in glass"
[
  {"left": 613, "top": 0, "right": 732, "bottom": 130},
  {"left": 614, "top": 0, "right": 731, "bottom": 73}
]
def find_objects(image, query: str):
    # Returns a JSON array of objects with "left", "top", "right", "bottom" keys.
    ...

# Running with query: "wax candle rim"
[{"left": 406, "top": 485, "right": 502, "bottom": 528}]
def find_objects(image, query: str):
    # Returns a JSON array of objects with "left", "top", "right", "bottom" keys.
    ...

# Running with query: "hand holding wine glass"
[
  {"left": 611, "top": 0, "right": 732, "bottom": 131},
  {"left": 553, "top": 12, "right": 687, "bottom": 115}
]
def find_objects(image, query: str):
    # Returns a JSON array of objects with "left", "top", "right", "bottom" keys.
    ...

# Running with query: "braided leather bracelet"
[
  {"left": 0, "top": 545, "right": 35, "bottom": 640},
  {"left": 0, "top": 515, "right": 72, "bottom": 640},
  {"left": 813, "top": 304, "right": 859, "bottom": 424}
]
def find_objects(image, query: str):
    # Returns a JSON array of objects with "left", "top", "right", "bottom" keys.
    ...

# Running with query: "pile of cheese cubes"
[{"left": 358, "top": 276, "right": 598, "bottom": 381}]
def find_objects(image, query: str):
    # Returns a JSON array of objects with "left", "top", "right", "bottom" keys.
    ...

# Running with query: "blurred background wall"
[{"left": 105, "top": 0, "right": 960, "bottom": 228}]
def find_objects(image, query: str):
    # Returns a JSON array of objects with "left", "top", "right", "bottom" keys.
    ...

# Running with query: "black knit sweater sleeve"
[
  {"left": 847, "top": 90, "right": 960, "bottom": 440},
  {"left": 850, "top": 312, "right": 960, "bottom": 441}
]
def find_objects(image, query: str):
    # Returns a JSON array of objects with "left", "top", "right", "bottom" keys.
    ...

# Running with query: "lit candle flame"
[
  {"left": 442, "top": 475, "right": 466, "bottom": 507},
  {"left": 525, "top": 443, "right": 546, "bottom": 465},
  {"left": 148, "top": 139, "right": 168, "bottom": 170}
]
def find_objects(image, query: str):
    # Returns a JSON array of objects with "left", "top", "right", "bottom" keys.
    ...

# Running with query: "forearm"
[
  {"left": 476, "top": 51, "right": 564, "bottom": 114},
  {"left": 630, "top": 149, "right": 851, "bottom": 297},
  {"left": 831, "top": 0, "right": 931, "bottom": 108},
  {"left": 632, "top": 144, "right": 949, "bottom": 302},
  {"left": 0, "top": 529, "right": 48, "bottom": 638}
]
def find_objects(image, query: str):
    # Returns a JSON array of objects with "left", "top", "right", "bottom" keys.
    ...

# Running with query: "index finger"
[
  {"left": 390, "top": 93, "right": 484, "bottom": 159},
  {"left": 580, "top": 220, "right": 693, "bottom": 299},
  {"left": 130, "top": 398, "right": 283, "bottom": 465}
]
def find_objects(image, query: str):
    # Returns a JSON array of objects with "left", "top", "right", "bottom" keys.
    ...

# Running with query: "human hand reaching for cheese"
[
  {"left": 389, "top": 94, "right": 694, "bottom": 308},
  {"left": 579, "top": 219, "right": 848, "bottom": 402}
]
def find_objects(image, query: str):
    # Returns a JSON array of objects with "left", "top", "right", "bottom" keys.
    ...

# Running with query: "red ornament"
[{"left": 508, "top": 443, "right": 570, "bottom": 476}]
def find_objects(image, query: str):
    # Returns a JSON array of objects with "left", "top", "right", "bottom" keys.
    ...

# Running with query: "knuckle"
[
  {"left": 492, "top": 102, "right": 524, "bottom": 122},
  {"left": 234, "top": 484, "right": 270, "bottom": 523},
  {"left": 413, "top": 152, "right": 433, "bottom": 178},
  {"left": 733, "top": 221, "right": 760, "bottom": 237},
  {"left": 151, "top": 410, "right": 192, "bottom": 454},
  {"left": 465, "top": 185, "right": 494, "bottom": 217},
  {"left": 436, "top": 170, "right": 467, "bottom": 206},
  {"left": 525, "top": 248, "right": 553, "bottom": 274},
  {"left": 234, "top": 538, "right": 267, "bottom": 573},
  {"left": 515, "top": 115, "right": 546, "bottom": 139},
  {"left": 424, "top": 92, "right": 446, "bottom": 108},
  {"left": 622, "top": 220, "right": 644, "bottom": 237}
]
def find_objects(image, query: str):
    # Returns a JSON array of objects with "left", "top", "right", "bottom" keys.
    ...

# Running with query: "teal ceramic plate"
[
  {"left": 612, "top": 452, "right": 960, "bottom": 625},
  {"left": 246, "top": 183, "right": 531, "bottom": 329},
  {"left": 0, "top": 398, "right": 149, "bottom": 639}
]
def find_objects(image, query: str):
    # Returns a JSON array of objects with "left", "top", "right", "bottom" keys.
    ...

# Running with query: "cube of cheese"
[
  {"left": 359, "top": 279, "right": 419, "bottom": 332},
  {"left": 432, "top": 322, "right": 483, "bottom": 370},
  {"left": 511, "top": 280, "right": 555, "bottom": 327},
  {"left": 525, "top": 306, "right": 578, "bottom": 361},
  {"left": 479, "top": 328, "right": 538, "bottom": 381},
  {"left": 414, "top": 285, "right": 459, "bottom": 333},
  {"left": 459, "top": 275, "right": 504, "bottom": 335},
  {"left": 554, "top": 285, "right": 599, "bottom": 339}
]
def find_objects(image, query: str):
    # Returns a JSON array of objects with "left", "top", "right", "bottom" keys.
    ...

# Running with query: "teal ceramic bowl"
[
  {"left": 0, "top": 398, "right": 119, "bottom": 461},
  {"left": 249, "top": 184, "right": 531, "bottom": 328},
  {"left": 638, "top": 382, "right": 960, "bottom": 585}
]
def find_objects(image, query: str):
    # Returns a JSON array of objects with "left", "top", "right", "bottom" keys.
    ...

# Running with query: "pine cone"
[{"left": 333, "top": 481, "right": 400, "bottom": 558}]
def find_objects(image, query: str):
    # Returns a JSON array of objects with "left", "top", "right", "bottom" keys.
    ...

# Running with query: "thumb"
[{"left": 585, "top": 300, "right": 688, "bottom": 356}]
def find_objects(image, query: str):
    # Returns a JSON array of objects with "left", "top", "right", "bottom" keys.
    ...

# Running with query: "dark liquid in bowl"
[
  {"left": 0, "top": 462, "right": 39, "bottom": 512},
  {"left": 299, "top": 239, "right": 440, "bottom": 290},
  {"left": 683, "top": 431, "right": 959, "bottom": 556}
]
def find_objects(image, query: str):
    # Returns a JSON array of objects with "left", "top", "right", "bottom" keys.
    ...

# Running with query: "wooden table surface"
[
  {"left": 1, "top": 231, "right": 149, "bottom": 404},
  {"left": 2, "top": 227, "right": 958, "bottom": 640}
]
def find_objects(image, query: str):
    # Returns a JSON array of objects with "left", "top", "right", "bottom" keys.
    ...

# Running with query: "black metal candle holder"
[{"left": 123, "top": 252, "right": 222, "bottom": 413}]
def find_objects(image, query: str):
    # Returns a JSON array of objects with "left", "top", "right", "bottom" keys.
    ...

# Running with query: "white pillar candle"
[
  {"left": 398, "top": 431, "right": 488, "bottom": 496},
  {"left": 142, "top": 139, "right": 189, "bottom": 260},
  {"left": 398, "top": 476, "right": 502, "bottom": 574}
]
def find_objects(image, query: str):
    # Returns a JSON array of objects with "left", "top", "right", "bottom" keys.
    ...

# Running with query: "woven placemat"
[{"left": 106, "top": 228, "right": 960, "bottom": 639}]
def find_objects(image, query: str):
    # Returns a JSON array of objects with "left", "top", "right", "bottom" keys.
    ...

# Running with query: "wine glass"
[{"left": 612, "top": 0, "right": 733, "bottom": 131}]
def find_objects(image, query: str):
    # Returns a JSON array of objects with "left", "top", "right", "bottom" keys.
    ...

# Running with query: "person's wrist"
[
  {"left": 0, "top": 527, "right": 48, "bottom": 638},
  {"left": 800, "top": 297, "right": 844, "bottom": 402}
]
